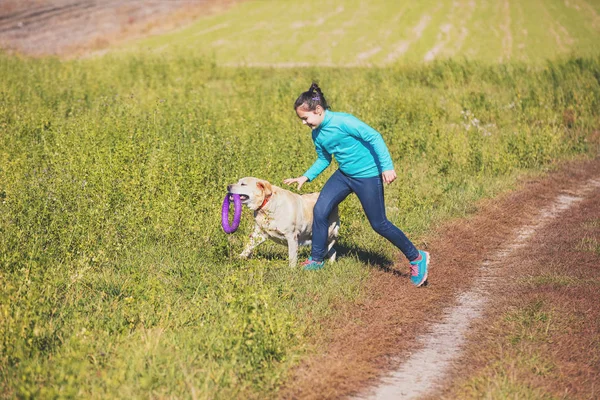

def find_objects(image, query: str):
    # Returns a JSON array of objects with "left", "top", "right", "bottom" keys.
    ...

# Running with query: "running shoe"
[
  {"left": 301, "top": 257, "right": 325, "bottom": 271},
  {"left": 409, "top": 250, "right": 429, "bottom": 287}
]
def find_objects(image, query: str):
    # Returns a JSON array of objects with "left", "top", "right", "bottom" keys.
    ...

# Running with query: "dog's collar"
[{"left": 257, "top": 194, "right": 272, "bottom": 211}]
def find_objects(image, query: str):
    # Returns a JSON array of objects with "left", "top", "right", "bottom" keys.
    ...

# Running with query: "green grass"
[
  {"left": 1, "top": 52, "right": 599, "bottom": 398},
  {"left": 123, "top": 0, "right": 600, "bottom": 66}
]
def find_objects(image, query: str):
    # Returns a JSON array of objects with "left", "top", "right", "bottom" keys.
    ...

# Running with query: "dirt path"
[
  {"left": 435, "top": 168, "right": 600, "bottom": 399},
  {"left": 357, "top": 177, "right": 600, "bottom": 399},
  {"left": 279, "top": 157, "right": 600, "bottom": 399}
]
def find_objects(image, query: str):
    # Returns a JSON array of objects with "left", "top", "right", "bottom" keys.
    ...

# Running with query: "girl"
[{"left": 284, "top": 83, "right": 429, "bottom": 286}]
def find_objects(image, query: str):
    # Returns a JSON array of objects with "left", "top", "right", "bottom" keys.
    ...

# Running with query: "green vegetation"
[
  {"left": 2, "top": 0, "right": 594, "bottom": 397},
  {"left": 127, "top": 0, "right": 600, "bottom": 66},
  {"left": 1, "top": 51, "right": 599, "bottom": 398}
]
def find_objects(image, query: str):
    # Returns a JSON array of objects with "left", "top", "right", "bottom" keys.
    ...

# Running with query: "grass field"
[
  {"left": 1, "top": 0, "right": 600, "bottom": 398},
  {"left": 126, "top": 0, "right": 600, "bottom": 66},
  {"left": 2, "top": 53, "right": 599, "bottom": 398}
]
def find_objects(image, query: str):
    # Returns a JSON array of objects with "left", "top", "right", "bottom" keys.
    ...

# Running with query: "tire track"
[
  {"left": 0, "top": 2, "right": 84, "bottom": 23},
  {"left": 384, "top": 14, "right": 432, "bottom": 63},
  {"left": 500, "top": 0, "right": 513, "bottom": 61},
  {"left": 1, "top": 2, "right": 85, "bottom": 20},
  {"left": 0, "top": 0, "right": 224, "bottom": 55},
  {"left": 567, "top": 0, "right": 600, "bottom": 29},
  {"left": 537, "top": 0, "right": 574, "bottom": 53},
  {"left": 0, "top": 3, "right": 98, "bottom": 34}
]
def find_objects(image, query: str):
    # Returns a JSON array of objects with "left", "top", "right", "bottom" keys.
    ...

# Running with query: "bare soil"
[{"left": 0, "top": 0, "right": 240, "bottom": 57}]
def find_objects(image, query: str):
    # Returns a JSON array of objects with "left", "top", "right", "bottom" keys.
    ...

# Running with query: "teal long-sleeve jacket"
[{"left": 303, "top": 110, "right": 395, "bottom": 181}]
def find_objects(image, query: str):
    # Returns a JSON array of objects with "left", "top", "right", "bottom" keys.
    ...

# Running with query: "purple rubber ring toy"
[{"left": 221, "top": 193, "right": 242, "bottom": 234}]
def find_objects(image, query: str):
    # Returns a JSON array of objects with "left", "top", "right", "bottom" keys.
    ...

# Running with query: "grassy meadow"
[
  {"left": 127, "top": 0, "right": 600, "bottom": 66},
  {"left": 1, "top": 53, "right": 599, "bottom": 398},
  {"left": 2, "top": 0, "right": 600, "bottom": 398}
]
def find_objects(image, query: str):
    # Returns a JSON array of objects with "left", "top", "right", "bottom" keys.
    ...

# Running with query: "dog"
[{"left": 227, "top": 177, "right": 340, "bottom": 266}]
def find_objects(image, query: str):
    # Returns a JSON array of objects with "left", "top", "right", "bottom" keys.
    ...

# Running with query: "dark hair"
[{"left": 294, "top": 82, "right": 330, "bottom": 111}]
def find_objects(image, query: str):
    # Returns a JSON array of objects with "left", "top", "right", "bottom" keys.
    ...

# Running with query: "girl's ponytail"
[{"left": 294, "top": 82, "right": 330, "bottom": 111}]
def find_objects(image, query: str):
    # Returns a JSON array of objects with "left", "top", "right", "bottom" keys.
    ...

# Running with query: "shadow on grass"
[
  {"left": 335, "top": 244, "right": 408, "bottom": 278},
  {"left": 239, "top": 243, "right": 409, "bottom": 278}
]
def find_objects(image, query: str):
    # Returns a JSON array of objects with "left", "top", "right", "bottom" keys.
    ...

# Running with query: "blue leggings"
[{"left": 311, "top": 169, "right": 419, "bottom": 262}]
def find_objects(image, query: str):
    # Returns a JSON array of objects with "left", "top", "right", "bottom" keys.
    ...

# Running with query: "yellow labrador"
[{"left": 227, "top": 177, "right": 339, "bottom": 266}]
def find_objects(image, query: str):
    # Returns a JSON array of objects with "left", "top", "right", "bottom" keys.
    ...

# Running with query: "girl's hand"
[
  {"left": 382, "top": 170, "right": 397, "bottom": 184},
  {"left": 283, "top": 176, "right": 309, "bottom": 190}
]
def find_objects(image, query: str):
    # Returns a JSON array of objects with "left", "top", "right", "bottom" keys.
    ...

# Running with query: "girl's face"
[{"left": 296, "top": 105, "right": 325, "bottom": 130}]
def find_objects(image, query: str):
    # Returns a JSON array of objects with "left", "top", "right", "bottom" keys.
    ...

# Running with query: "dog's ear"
[{"left": 257, "top": 180, "right": 273, "bottom": 197}]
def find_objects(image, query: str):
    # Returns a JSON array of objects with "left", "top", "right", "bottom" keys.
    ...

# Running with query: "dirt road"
[{"left": 362, "top": 176, "right": 600, "bottom": 399}]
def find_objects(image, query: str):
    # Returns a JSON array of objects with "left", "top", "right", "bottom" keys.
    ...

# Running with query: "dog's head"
[{"left": 227, "top": 177, "right": 273, "bottom": 211}]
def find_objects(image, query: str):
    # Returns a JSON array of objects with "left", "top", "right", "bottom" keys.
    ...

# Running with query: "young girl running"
[{"left": 284, "top": 83, "right": 429, "bottom": 286}]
